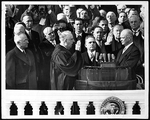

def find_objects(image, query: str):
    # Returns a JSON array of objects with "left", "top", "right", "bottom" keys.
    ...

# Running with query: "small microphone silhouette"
[
  {"left": 103, "top": 53, "right": 106, "bottom": 62},
  {"left": 111, "top": 54, "right": 115, "bottom": 62},
  {"left": 107, "top": 53, "right": 111, "bottom": 62},
  {"left": 95, "top": 52, "right": 99, "bottom": 62},
  {"left": 99, "top": 53, "right": 103, "bottom": 62}
]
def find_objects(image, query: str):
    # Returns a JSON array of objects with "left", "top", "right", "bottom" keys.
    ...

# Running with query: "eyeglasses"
[{"left": 48, "top": 31, "right": 55, "bottom": 35}]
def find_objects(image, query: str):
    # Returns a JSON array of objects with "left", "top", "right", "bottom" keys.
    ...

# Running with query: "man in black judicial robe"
[{"left": 50, "top": 30, "right": 83, "bottom": 90}]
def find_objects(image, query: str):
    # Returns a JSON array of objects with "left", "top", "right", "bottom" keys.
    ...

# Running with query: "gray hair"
[
  {"left": 57, "top": 30, "right": 72, "bottom": 42},
  {"left": 14, "top": 33, "right": 27, "bottom": 45}
]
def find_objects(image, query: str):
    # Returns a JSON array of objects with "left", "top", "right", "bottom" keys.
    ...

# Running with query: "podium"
[{"left": 75, "top": 63, "right": 137, "bottom": 90}]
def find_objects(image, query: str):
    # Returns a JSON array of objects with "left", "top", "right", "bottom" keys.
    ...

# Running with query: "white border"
[{"left": 1, "top": 1, "right": 149, "bottom": 119}]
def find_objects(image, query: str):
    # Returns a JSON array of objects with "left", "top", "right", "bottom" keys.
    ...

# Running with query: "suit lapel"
[
  {"left": 14, "top": 47, "right": 30, "bottom": 65},
  {"left": 116, "top": 48, "right": 123, "bottom": 63},
  {"left": 85, "top": 52, "right": 91, "bottom": 65},
  {"left": 25, "top": 31, "right": 30, "bottom": 40},
  {"left": 118, "top": 44, "right": 134, "bottom": 64}
]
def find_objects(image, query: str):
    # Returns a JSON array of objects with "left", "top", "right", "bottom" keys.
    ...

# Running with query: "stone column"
[
  {"left": 16, "top": 102, "right": 26, "bottom": 116},
  {"left": 31, "top": 102, "right": 41, "bottom": 116},
  {"left": 139, "top": 102, "right": 145, "bottom": 115},
  {"left": 94, "top": 102, "right": 101, "bottom": 115},
  {"left": 78, "top": 102, "right": 88, "bottom": 115},
  {"left": 61, "top": 101, "right": 72, "bottom": 115},
  {"left": 47, "top": 102, "right": 56, "bottom": 116},
  {"left": 126, "top": 102, "right": 134, "bottom": 115},
  {"left": 4, "top": 101, "right": 12, "bottom": 116}
]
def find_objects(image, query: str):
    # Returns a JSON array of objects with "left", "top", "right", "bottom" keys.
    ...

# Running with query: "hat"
[{"left": 57, "top": 13, "right": 67, "bottom": 23}]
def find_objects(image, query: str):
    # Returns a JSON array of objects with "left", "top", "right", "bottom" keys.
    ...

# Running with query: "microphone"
[
  {"left": 111, "top": 54, "right": 115, "bottom": 62},
  {"left": 95, "top": 52, "right": 99, "bottom": 62},
  {"left": 107, "top": 53, "right": 111, "bottom": 62},
  {"left": 103, "top": 53, "right": 106, "bottom": 62},
  {"left": 99, "top": 53, "right": 103, "bottom": 62}
]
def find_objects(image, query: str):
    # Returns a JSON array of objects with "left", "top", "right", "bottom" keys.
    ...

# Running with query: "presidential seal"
[{"left": 100, "top": 96, "right": 126, "bottom": 114}]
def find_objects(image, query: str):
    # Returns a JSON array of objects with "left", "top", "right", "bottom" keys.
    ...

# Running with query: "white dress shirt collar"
[
  {"left": 75, "top": 32, "right": 82, "bottom": 37},
  {"left": 87, "top": 50, "right": 96, "bottom": 61},
  {"left": 122, "top": 42, "right": 133, "bottom": 54},
  {"left": 16, "top": 46, "right": 25, "bottom": 53},
  {"left": 132, "top": 28, "right": 140, "bottom": 36},
  {"left": 48, "top": 40, "right": 56, "bottom": 46}
]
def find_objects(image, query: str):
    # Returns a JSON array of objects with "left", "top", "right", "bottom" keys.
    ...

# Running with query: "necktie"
[
  {"left": 29, "top": 31, "right": 32, "bottom": 39},
  {"left": 133, "top": 31, "right": 139, "bottom": 36},
  {"left": 90, "top": 52, "right": 94, "bottom": 61},
  {"left": 133, "top": 31, "right": 136, "bottom": 36},
  {"left": 23, "top": 50, "right": 29, "bottom": 64},
  {"left": 77, "top": 35, "right": 82, "bottom": 40},
  {"left": 52, "top": 41, "right": 56, "bottom": 46}
]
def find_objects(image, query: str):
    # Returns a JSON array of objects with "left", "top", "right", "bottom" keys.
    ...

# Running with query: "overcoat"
[
  {"left": 6, "top": 47, "right": 37, "bottom": 89},
  {"left": 116, "top": 44, "right": 140, "bottom": 79}
]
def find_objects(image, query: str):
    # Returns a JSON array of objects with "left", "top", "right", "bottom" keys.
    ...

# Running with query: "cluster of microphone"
[{"left": 95, "top": 52, "right": 115, "bottom": 63}]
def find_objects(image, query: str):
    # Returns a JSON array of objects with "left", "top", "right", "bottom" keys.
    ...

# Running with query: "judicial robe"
[{"left": 50, "top": 44, "right": 83, "bottom": 90}]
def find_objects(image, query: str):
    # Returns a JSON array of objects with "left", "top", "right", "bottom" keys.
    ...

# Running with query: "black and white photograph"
[{"left": 1, "top": 1, "right": 149, "bottom": 119}]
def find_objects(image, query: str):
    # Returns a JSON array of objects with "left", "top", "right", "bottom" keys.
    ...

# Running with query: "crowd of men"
[{"left": 5, "top": 4, "right": 145, "bottom": 90}]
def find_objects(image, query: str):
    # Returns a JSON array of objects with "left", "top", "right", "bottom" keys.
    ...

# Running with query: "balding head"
[
  {"left": 106, "top": 11, "right": 117, "bottom": 24},
  {"left": 43, "top": 27, "right": 55, "bottom": 41},
  {"left": 113, "top": 24, "right": 124, "bottom": 40},
  {"left": 43, "top": 27, "right": 53, "bottom": 36},
  {"left": 14, "top": 22, "right": 26, "bottom": 35},
  {"left": 120, "top": 29, "right": 133, "bottom": 46}
]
